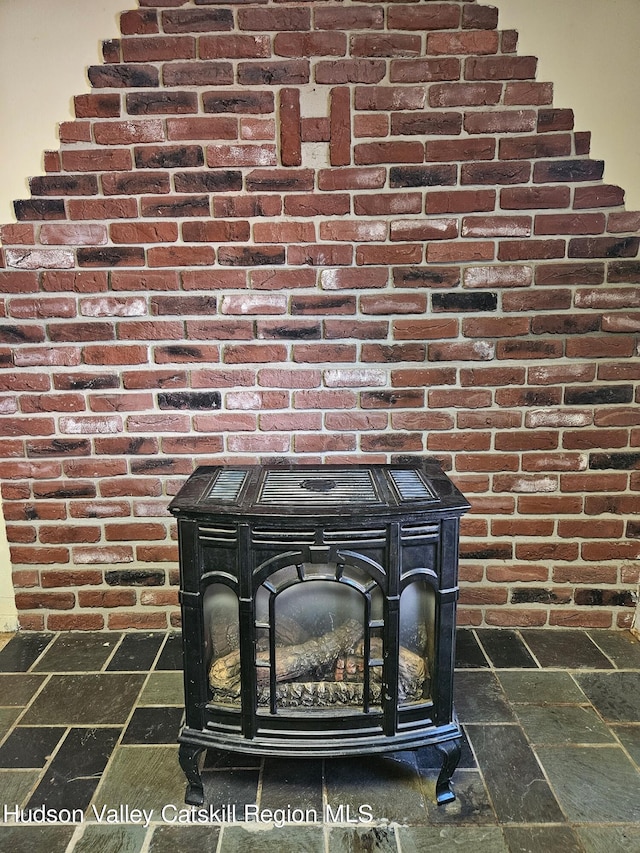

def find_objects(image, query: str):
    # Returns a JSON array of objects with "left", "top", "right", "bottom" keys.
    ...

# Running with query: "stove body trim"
[{"left": 170, "top": 459, "right": 470, "bottom": 806}]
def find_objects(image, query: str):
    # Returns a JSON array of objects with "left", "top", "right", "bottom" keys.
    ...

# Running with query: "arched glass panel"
[
  {"left": 256, "top": 560, "right": 383, "bottom": 712},
  {"left": 399, "top": 579, "right": 435, "bottom": 705},
  {"left": 205, "top": 583, "right": 240, "bottom": 708}
]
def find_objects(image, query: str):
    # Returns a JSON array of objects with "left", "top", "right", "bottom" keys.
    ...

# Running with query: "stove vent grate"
[
  {"left": 206, "top": 469, "right": 248, "bottom": 503},
  {"left": 258, "top": 470, "right": 381, "bottom": 506},
  {"left": 389, "top": 469, "right": 437, "bottom": 502}
]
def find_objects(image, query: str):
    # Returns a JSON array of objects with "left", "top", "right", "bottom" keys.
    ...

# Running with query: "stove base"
[{"left": 177, "top": 723, "right": 462, "bottom": 807}]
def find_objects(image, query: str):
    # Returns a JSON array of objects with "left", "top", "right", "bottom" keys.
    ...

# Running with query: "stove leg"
[
  {"left": 179, "top": 743, "right": 205, "bottom": 805},
  {"left": 434, "top": 738, "right": 461, "bottom": 804}
]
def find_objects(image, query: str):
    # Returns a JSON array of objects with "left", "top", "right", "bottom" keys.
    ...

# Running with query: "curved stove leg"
[
  {"left": 179, "top": 743, "right": 205, "bottom": 805},
  {"left": 434, "top": 738, "right": 461, "bottom": 804}
]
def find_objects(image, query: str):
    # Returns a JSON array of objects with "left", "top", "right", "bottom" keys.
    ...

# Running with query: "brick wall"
[{"left": 0, "top": 0, "right": 639, "bottom": 631}]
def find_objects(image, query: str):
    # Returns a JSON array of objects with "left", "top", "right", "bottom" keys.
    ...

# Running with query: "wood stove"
[{"left": 169, "top": 458, "right": 470, "bottom": 806}]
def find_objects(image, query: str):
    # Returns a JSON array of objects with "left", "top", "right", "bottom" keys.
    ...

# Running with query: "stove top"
[{"left": 169, "top": 458, "right": 469, "bottom": 519}]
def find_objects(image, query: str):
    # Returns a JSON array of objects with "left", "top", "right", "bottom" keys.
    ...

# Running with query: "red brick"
[
  {"left": 427, "top": 241, "right": 494, "bottom": 263},
  {"left": 462, "top": 216, "right": 531, "bottom": 238},
  {"left": 354, "top": 141, "right": 425, "bottom": 165},
  {"left": 466, "top": 56, "right": 537, "bottom": 81},
  {"left": 315, "top": 7, "right": 384, "bottom": 31},
  {"left": 16, "top": 592, "right": 76, "bottom": 610},
  {"left": 427, "top": 189, "right": 496, "bottom": 215},
  {"left": 78, "top": 589, "right": 137, "bottom": 608},
  {"left": 74, "top": 93, "right": 121, "bottom": 118},
  {"left": 275, "top": 31, "right": 346, "bottom": 57},
  {"left": 534, "top": 213, "right": 606, "bottom": 235},
  {"left": 140, "top": 589, "right": 179, "bottom": 606},
  {"left": 289, "top": 244, "right": 352, "bottom": 266},
  {"left": 500, "top": 134, "right": 572, "bottom": 160},
  {"left": 501, "top": 186, "right": 571, "bottom": 210},
  {"left": 461, "top": 162, "right": 531, "bottom": 186},
  {"left": 498, "top": 240, "right": 565, "bottom": 261},
  {"left": 121, "top": 35, "right": 195, "bottom": 62},
  {"left": 388, "top": 5, "right": 461, "bottom": 31},
  {"left": 427, "top": 138, "right": 494, "bottom": 162},
  {"left": 550, "top": 611, "right": 613, "bottom": 629},
  {"left": 355, "top": 193, "right": 422, "bottom": 216},
  {"left": 200, "top": 34, "right": 271, "bottom": 59},
  {"left": 94, "top": 119, "right": 164, "bottom": 145},
  {"left": 427, "top": 30, "right": 499, "bottom": 55},
  {"left": 108, "top": 612, "right": 168, "bottom": 630},
  {"left": 68, "top": 199, "right": 138, "bottom": 220},
  {"left": 504, "top": 82, "right": 553, "bottom": 105},
  {"left": 574, "top": 184, "right": 625, "bottom": 209},
  {"left": 465, "top": 110, "right": 536, "bottom": 135},
  {"left": 485, "top": 610, "right": 548, "bottom": 628},
  {"left": 61, "top": 149, "right": 132, "bottom": 172},
  {"left": 48, "top": 614, "right": 105, "bottom": 631},
  {"left": 330, "top": 86, "right": 351, "bottom": 167}
]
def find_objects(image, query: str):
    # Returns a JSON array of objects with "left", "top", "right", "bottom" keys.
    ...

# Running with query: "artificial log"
[
  {"left": 209, "top": 617, "right": 429, "bottom": 706},
  {"left": 210, "top": 614, "right": 308, "bottom": 661},
  {"left": 335, "top": 638, "right": 427, "bottom": 702},
  {"left": 258, "top": 680, "right": 383, "bottom": 708},
  {"left": 209, "top": 618, "right": 363, "bottom": 693}
]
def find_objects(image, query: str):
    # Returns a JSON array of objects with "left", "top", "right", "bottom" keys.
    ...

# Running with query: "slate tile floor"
[{"left": 0, "top": 628, "right": 639, "bottom": 852}]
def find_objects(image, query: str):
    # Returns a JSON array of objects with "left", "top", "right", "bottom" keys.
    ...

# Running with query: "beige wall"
[
  {"left": 0, "top": 0, "right": 127, "bottom": 629},
  {"left": 492, "top": 0, "right": 640, "bottom": 211},
  {"left": 0, "top": 0, "right": 128, "bottom": 224},
  {"left": 0, "top": 0, "right": 639, "bottom": 630},
  {"left": 1, "top": 0, "right": 640, "bottom": 223}
]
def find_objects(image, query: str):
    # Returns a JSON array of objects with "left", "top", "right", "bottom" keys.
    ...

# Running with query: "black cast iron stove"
[{"left": 169, "top": 458, "right": 470, "bottom": 805}]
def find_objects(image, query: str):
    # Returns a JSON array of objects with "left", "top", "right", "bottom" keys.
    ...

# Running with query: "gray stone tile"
[
  {"left": 454, "top": 671, "right": 515, "bottom": 723},
  {"left": 503, "top": 824, "right": 584, "bottom": 853},
  {"left": 27, "top": 727, "right": 120, "bottom": 814},
  {"left": 515, "top": 704, "right": 616, "bottom": 745},
  {"left": 475, "top": 629, "right": 537, "bottom": 669},
  {"left": 200, "top": 767, "right": 260, "bottom": 811},
  {"left": 575, "top": 672, "right": 640, "bottom": 722},
  {"left": 261, "top": 758, "right": 323, "bottom": 813},
  {"left": 20, "top": 673, "right": 146, "bottom": 725},
  {"left": 497, "top": 670, "right": 587, "bottom": 705},
  {"left": 536, "top": 746, "right": 640, "bottom": 822},
  {"left": 0, "top": 769, "right": 42, "bottom": 810},
  {"left": 587, "top": 630, "right": 640, "bottom": 669},
  {"left": 73, "top": 824, "right": 146, "bottom": 853},
  {"left": 91, "top": 745, "right": 185, "bottom": 815},
  {"left": 612, "top": 724, "right": 640, "bottom": 766},
  {"left": 397, "top": 825, "right": 509, "bottom": 852},
  {"left": 0, "top": 726, "right": 66, "bottom": 768},
  {"left": 466, "top": 724, "right": 564, "bottom": 823},
  {"left": 0, "top": 674, "right": 47, "bottom": 707},
  {"left": 138, "top": 672, "right": 184, "bottom": 706},
  {"left": 154, "top": 633, "right": 183, "bottom": 671},
  {"left": 0, "top": 634, "right": 53, "bottom": 672},
  {"left": 107, "top": 632, "right": 165, "bottom": 672},
  {"left": 325, "top": 754, "right": 428, "bottom": 825},
  {"left": 455, "top": 630, "right": 489, "bottom": 669},
  {"left": 520, "top": 630, "right": 613, "bottom": 669},
  {"left": 122, "top": 706, "right": 184, "bottom": 744},
  {"left": 576, "top": 825, "right": 640, "bottom": 852},
  {"left": 0, "top": 706, "right": 21, "bottom": 738},
  {"left": 148, "top": 824, "right": 221, "bottom": 853},
  {"left": 33, "top": 633, "right": 120, "bottom": 673},
  {"left": 218, "top": 825, "right": 325, "bottom": 852},
  {"left": 326, "top": 826, "right": 398, "bottom": 852},
  {"left": 0, "top": 825, "right": 76, "bottom": 852}
]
